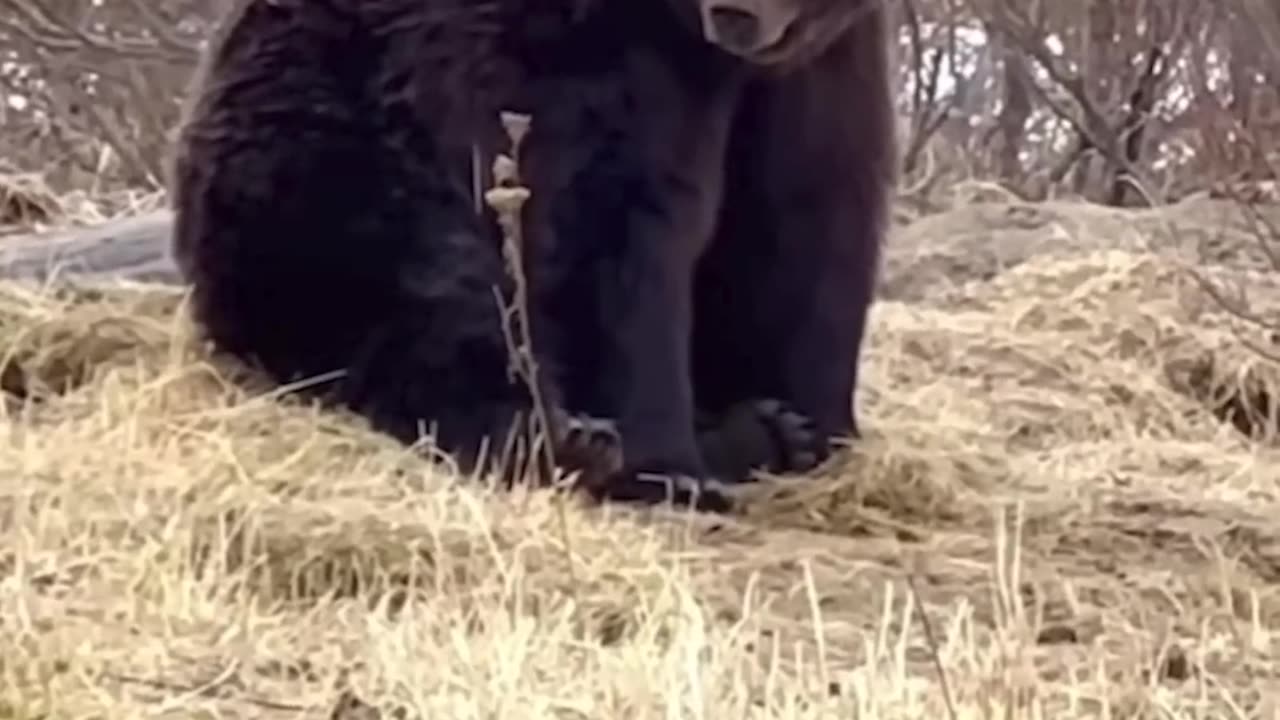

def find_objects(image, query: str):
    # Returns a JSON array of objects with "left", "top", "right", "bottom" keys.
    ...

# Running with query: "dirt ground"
[{"left": 1, "top": 189, "right": 1279, "bottom": 718}]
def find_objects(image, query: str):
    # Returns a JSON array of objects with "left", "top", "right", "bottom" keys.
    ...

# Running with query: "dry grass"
[
  {"left": 0, "top": 168, "right": 167, "bottom": 239},
  {"left": 1, "top": 188, "right": 1279, "bottom": 719}
]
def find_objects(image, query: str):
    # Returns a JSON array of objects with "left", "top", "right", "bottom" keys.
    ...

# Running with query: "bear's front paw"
[
  {"left": 553, "top": 412, "right": 625, "bottom": 482},
  {"left": 698, "top": 398, "right": 829, "bottom": 483},
  {"left": 750, "top": 398, "right": 828, "bottom": 474}
]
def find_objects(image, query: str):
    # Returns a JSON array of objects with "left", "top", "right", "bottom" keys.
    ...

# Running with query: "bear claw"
[{"left": 590, "top": 470, "right": 736, "bottom": 514}]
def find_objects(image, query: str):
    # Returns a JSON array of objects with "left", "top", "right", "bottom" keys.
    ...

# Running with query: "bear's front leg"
[
  {"left": 694, "top": 21, "right": 897, "bottom": 454},
  {"left": 589, "top": 51, "right": 745, "bottom": 511},
  {"left": 750, "top": 31, "right": 897, "bottom": 444}
]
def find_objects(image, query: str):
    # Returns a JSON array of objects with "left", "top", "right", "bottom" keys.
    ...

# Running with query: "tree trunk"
[{"left": 0, "top": 210, "right": 181, "bottom": 285}]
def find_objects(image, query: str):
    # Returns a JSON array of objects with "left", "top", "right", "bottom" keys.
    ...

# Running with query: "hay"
[{"left": 1, "top": 196, "right": 1278, "bottom": 718}]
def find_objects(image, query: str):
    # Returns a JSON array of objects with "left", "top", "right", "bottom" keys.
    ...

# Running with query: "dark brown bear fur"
[{"left": 169, "top": 0, "right": 897, "bottom": 511}]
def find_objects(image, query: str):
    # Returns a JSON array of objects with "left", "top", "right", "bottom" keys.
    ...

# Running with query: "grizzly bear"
[{"left": 169, "top": 0, "right": 897, "bottom": 511}]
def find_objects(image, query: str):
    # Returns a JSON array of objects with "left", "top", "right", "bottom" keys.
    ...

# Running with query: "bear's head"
[{"left": 685, "top": 0, "right": 877, "bottom": 66}]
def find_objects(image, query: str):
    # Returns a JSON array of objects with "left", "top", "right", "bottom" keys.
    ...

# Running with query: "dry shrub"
[{"left": 0, "top": 172, "right": 63, "bottom": 231}]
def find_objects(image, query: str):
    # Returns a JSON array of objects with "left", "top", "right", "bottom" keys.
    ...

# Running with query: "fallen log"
[{"left": 0, "top": 209, "right": 183, "bottom": 285}]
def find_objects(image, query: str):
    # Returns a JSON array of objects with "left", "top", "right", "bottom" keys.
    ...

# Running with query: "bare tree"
[
  {"left": 1, "top": 0, "right": 1279, "bottom": 210},
  {"left": 0, "top": 0, "right": 216, "bottom": 190}
]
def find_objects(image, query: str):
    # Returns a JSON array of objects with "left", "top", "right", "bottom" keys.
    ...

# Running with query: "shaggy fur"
[{"left": 169, "top": 0, "right": 897, "bottom": 510}]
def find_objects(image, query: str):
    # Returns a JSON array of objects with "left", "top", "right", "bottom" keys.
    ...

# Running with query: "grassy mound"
[{"left": 1, "top": 195, "right": 1278, "bottom": 717}]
